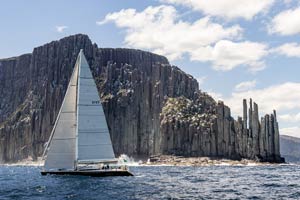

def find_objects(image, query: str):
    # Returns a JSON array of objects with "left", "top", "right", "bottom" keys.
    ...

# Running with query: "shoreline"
[
  {"left": 0, "top": 157, "right": 44, "bottom": 167},
  {"left": 141, "top": 155, "right": 287, "bottom": 167},
  {"left": 0, "top": 155, "right": 291, "bottom": 167},
  {"left": 0, "top": 161, "right": 43, "bottom": 167}
]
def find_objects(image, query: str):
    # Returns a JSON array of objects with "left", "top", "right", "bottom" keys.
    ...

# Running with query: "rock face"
[
  {"left": 160, "top": 97, "right": 284, "bottom": 162},
  {"left": 0, "top": 34, "right": 284, "bottom": 163},
  {"left": 280, "top": 135, "right": 300, "bottom": 163}
]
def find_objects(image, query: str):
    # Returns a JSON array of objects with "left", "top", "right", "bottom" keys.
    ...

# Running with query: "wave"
[
  {"left": 117, "top": 154, "right": 141, "bottom": 166},
  {"left": 0, "top": 159, "right": 43, "bottom": 167}
]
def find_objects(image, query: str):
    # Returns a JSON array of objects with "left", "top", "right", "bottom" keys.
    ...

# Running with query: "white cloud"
[
  {"left": 160, "top": 0, "right": 274, "bottom": 20},
  {"left": 206, "top": 82, "right": 300, "bottom": 138},
  {"left": 207, "top": 90, "right": 224, "bottom": 101},
  {"left": 98, "top": 6, "right": 270, "bottom": 72},
  {"left": 196, "top": 76, "right": 206, "bottom": 87},
  {"left": 97, "top": 5, "right": 242, "bottom": 61},
  {"left": 190, "top": 40, "right": 268, "bottom": 72},
  {"left": 283, "top": 0, "right": 293, "bottom": 5},
  {"left": 235, "top": 80, "right": 257, "bottom": 92},
  {"left": 280, "top": 127, "right": 300, "bottom": 138},
  {"left": 269, "top": 7, "right": 300, "bottom": 35},
  {"left": 279, "top": 113, "right": 300, "bottom": 123},
  {"left": 55, "top": 26, "right": 68, "bottom": 33},
  {"left": 272, "top": 43, "right": 300, "bottom": 58},
  {"left": 222, "top": 82, "right": 300, "bottom": 117},
  {"left": 207, "top": 83, "right": 300, "bottom": 138}
]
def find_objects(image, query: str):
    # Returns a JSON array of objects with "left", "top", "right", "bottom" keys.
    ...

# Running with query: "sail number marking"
[{"left": 92, "top": 100, "right": 100, "bottom": 104}]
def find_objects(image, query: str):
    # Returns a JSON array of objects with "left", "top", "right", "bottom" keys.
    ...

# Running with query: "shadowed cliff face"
[
  {"left": 0, "top": 34, "right": 283, "bottom": 163},
  {"left": 280, "top": 135, "right": 300, "bottom": 163}
]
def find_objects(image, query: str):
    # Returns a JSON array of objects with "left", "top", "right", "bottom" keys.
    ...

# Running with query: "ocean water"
[{"left": 0, "top": 165, "right": 299, "bottom": 200}]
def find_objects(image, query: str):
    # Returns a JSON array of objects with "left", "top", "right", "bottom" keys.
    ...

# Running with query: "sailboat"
[{"left": 41, "top": 50, "right": 133, "bottom": 177}]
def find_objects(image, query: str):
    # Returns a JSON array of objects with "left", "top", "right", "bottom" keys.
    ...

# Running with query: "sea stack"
[{"left": 240, "top": 100, "right": 284, "bottom": 162}]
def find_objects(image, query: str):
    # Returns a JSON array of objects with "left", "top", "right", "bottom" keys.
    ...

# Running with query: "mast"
[{"left": 75, "top": 50, "right": 81, "bottom": 165}]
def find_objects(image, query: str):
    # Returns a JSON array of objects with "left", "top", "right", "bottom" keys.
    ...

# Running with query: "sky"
[{"left": 0, "top": 0, "right": 300, "bottom": 138}]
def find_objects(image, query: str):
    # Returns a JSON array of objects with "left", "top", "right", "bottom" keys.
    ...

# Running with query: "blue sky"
[{"left": 1, "top": 0, "right": 300, "bottom": 137}]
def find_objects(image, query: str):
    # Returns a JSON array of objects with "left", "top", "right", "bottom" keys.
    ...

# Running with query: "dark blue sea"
[{"left": 0, "top": 164, "right": 299, "bottom": 199}]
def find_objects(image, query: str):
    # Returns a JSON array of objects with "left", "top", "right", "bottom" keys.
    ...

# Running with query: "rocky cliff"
[
  {"left": 160, "top": 97, "right": 283, "bottom": 162},
  {"left": 0, "top": 34, "right": 284, "bottom": 163}
]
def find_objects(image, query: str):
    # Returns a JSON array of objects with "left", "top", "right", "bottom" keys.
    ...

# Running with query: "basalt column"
[
  {"left": 259, "top": 117, "right": 266, "bottom": 158},
  {"left": 269, "top": 114, "right": 275, "bottom": 157},
  {"left": 273, "top": 110, "right": 280, "bottom": 159},
  {"left": 252, "top": 102, "right": 260, "bottom": 158},
  {"left": 242, "top": 99, "right": 248, "bottom": 157},
  {"left": 247, "top": 99, "right": 253, "bottom": 158}
]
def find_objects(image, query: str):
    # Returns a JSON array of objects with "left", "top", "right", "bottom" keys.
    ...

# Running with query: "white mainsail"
[
  {"left": 76, "top": 50, "right": 115, "bottom": 163},
  {"left": 43, "top": 50, "right": 115, "bottom": 171}
]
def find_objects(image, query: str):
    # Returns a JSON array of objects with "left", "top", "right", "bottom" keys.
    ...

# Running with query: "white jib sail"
[
  {"left": 43, "top": 56, "right": 79, "bottom": 170},
  {"left": 76, "top": 50, "right": 115, "bottom": 163}
]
